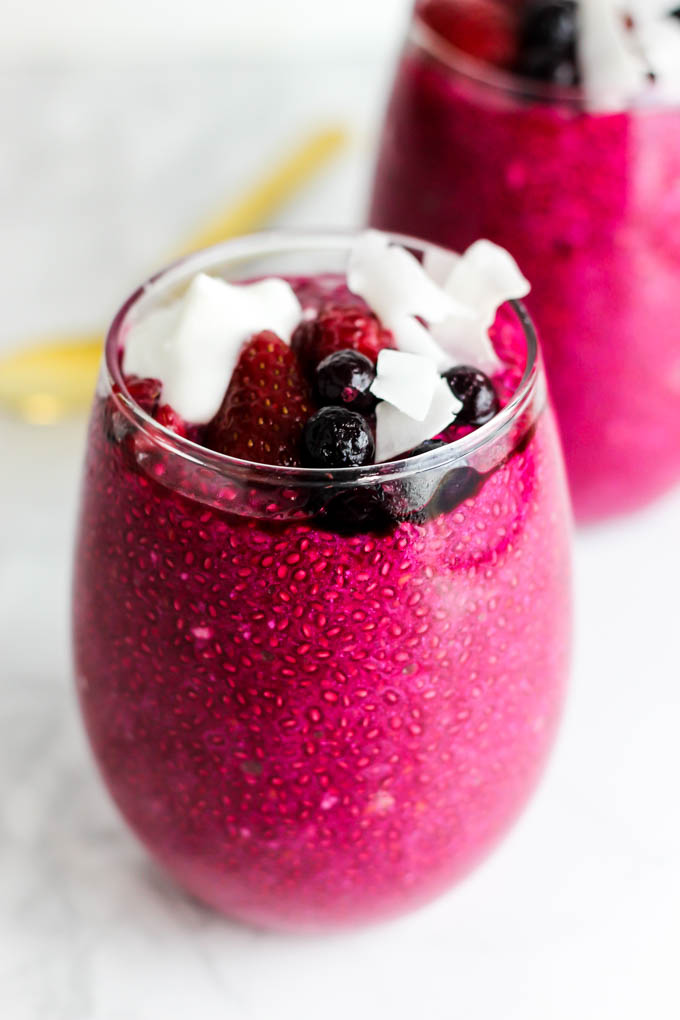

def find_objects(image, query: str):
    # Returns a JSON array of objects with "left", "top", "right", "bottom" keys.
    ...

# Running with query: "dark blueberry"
[
  {"left": 408, "top": 467, "right": 484, "bottom": 523},
  {"left": 408, "top": 438, "right": 447, "bottom": 458},
  {"left": 389, "top": 464, "right": 485, "bottom": 524},
  {"left": 301, "top": 407, "right": 375, "bottom": 469},
  {"left": 513, "top": 420, "right": 537, "bottom": 456},
  {"left": 430, "top": 466, "right": 485, "bottom": 516},
  {"left": 314, "top": 350, "right": 377, "bottom": 413},
  {"left": 319, "top": 485, "right": 392, "bottom": 535},
  {"left": 379, "top": 439, "right": 448, "bottom": 519},
  {"left": 516, "top": 1, "right": 579, "bottom": 86},
  {"left": 443, "top": 366, "right": 500, "bottom": 427}
]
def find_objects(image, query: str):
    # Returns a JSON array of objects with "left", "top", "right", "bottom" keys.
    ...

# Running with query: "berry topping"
[
  {"left": 125, "top": 376, "right": 162, "bottom": 414},
  {"left": 292, "top": 304, "right": 394, "bottom": 371},
  {"left": 419, "top": 0, "right": 518, "bottom": 69},
  {"left": 314, "top": 350, "right": 377, "bottom": 413},
  {"left": 318, "top": 485, "right": 392, "bottom": 535},
  {"left": 443, "top": 365, "right": 499, "bottom": 427},
  {"left": 204, "top": 330, "right": 313, "bottom": 466},
  {"left": 155, "top": 404, "right": 189, "bottom": 438},
  {"left": 302, "top": 407, "right": 375, "bottom": 469},
  {"left": 516, "top": 0, "right": 579, "bottom": 86},
  {"left": 409, "top": 437, "right": 447, "bottom": 458},
  {"left": 428, "top": 466, "right": 485, "bottom": 517}
]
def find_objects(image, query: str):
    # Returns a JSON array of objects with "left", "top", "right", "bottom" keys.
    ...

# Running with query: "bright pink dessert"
[
  {"left": 72, "top": 232, "right": 571, "bottom": 931},
  {"left": 370, "top": 0, "right": 680, "bottom": 521}
]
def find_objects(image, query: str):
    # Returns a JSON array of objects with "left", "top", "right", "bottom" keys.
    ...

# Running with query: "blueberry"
[
  {"left": 302, "top": 407, "right": 375, "bottom": 469},
  {"left": 319, "top": 485, "right": 392, "bottom": 535},
  {"left": 516, "top": 0, "right": 579, "bottom": 86},
  {"left": 430, "top": 466, "right": 484, "bottom": 516},
  {"left": 443, "top": 366, "right": 499, "bottom": 427},
  {"left": 408, "top": 438, "right": 447, "bottom": 458},
  {"left": 314, "top": 350, "right": 377, "bottom": 413},
  {"left": 381, "top": 438, "right": 447, "bottom": 518},
  {"left": 387, "top": 462, "right": 485, "bottom": 524}
]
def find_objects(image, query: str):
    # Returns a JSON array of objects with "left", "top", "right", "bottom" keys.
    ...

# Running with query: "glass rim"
[
  {"left": 410, "top": 12, "right": 585, "bottom": 106},
  {"left": 104, "top": 228, "right": 541, "bottom": 488}
]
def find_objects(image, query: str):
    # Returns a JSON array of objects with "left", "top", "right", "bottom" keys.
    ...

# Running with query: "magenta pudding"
[
  {"left": 370, "top": 0, "right": 680, "bottom": 521},
  {"left": 72, "top": 231, "right": 571, "bottom": 931}
]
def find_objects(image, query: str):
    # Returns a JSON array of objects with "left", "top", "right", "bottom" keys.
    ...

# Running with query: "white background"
[
  {"left": 1, "top": 4, "right": 680, "bottom": 1019},
  {"left": 3, "top": 0, "right": 412, "bottom": 59}
]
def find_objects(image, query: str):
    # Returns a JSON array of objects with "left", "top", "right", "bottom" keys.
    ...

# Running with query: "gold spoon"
[{"left": 0, "top": 126, "right": 348, "bottom": 425}]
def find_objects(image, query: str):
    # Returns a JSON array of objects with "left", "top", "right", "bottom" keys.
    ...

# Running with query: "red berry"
[
  {"left": 155, "top": 403, "right": 190, "bottom": 437},
  {"left": 292, "top": 305, "right": 394, "bottom": 372},
  {"left": 124, "top": 375, "right": 162, "bottom": 414},
  {"left": 204, "top": 330, "right": 313, "bottom": 467},
  {"left": 419, "top": 0, "right": 518, "bottom": 69}
]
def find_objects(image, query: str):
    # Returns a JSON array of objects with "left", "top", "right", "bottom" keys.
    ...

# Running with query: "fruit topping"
[
  {"left": 420, "top": 0, "right": 519, "bottom": 69},
  {"left": 204, "top": 331, "right": 313, "bottom": 466},
  {"left": 422, "top": 466, "right": 485, "bottom": 519},
  {"left": 292, "top": 303, "right": 394, "bottom": 370},
  {"left": 123, "top": 273, "right": 302, "bottom": 423},
  {"left": 125, "top": 375, "right": 162, "bottom": 413},
  {"left": 408, "top": 438, "right": 447, "bottom": 458},
  {"left": 314, "top": 350, "right": 377, "bottom": 413},
  {"left": 154, "top": 404, "right": 190, "bottom": 437},
  {"left": 515, "top": 0, "right": 579, "bottom": 86},
  {"left": 443, "top": 365, "right": 500, "bottom": 426},
  {"left": 301, "top": 407, "right": 375, "bottom": 469},
  {"left": 317, "top": 485, "right": 392, "bottom": 534}
]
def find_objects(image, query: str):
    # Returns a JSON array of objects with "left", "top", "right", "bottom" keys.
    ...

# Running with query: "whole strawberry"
[
  {"left": 292, "top": 304, "right": 394, "bottom": 372},
  {"left": 204, "top": 331, "right": 313, "bottom": 466}
]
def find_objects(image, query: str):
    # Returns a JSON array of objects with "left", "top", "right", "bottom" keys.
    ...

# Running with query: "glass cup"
[
  {"left": 72, "top": 229, "right": 572, "bottom": 931},
  {"left": 370, "top": 1, "right": 680, "bottom": 521}
]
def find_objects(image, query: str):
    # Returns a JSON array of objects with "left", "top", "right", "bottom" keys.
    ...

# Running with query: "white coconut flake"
[
  {"left": 443, "top": 240, "right": 530, "bottom": 328},
  {"left": 375, "top": 378, "right": 462, "bottom": 464},
  {"left": 422, "top": 247, "right": 459, "bottom": 288},
  {"left": 348, "top": 231, "right": 469, "bottom": 326},
  {"left": 578, "top": 0, "right": 648, "bottom": 112},
  {"left": 122, "top": 273, "right": 302, "bottom": 423},
  {"left": 635, "top": 13, "right": 680, "bottom": 99},
  {"left": 390, "top": 315, "right": 452, "bottom": 368},
  {"left": 370, "top": 349, "right": 440, "bottom": 421},
  {"left": 431, "top": 240, "right": 530, "bottom": 371}
]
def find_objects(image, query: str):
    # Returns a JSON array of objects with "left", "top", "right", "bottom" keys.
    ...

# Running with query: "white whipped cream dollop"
[
  {"left": 123, "top": 273, "right": 302, "bottom": 423},
  {"left": 347, "top": 232, "right": 529, "bottom": 462}
]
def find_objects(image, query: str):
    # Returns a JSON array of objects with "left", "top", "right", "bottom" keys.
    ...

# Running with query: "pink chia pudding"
[
  {"left": 370, "top": 0, "right": 680, "bottom": 521},
  {"left": 72, "top": 231, "right": 571, "bottom": 931}
]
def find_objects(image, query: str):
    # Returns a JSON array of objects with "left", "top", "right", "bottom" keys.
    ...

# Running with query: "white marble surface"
[{"left": 1, "top": 59, "right": 680, "bottom": 1020}]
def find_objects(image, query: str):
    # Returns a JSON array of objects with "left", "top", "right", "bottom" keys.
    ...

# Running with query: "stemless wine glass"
[
  {"left": 370, "top": 1, "right": 680, "bottom": 522},
  {"left": 72, "top": 230, "right": 571, "bottom": 932}
]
